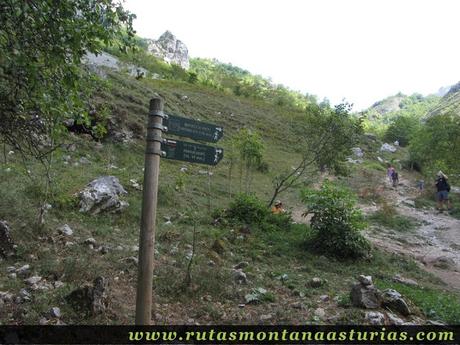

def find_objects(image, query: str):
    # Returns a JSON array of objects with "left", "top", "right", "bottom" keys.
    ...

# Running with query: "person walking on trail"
[
  {"left": 387, "top": 165, "right": 395, "bottom": 183},
  {"left": 391, "top": 169, "right": 399, "bottom": 188},
  {"left": 271, "top": 200, "right": 285, "bottom": 215},
  {"left": 435, "top": 171, "right": 452, "bottom": 212}
]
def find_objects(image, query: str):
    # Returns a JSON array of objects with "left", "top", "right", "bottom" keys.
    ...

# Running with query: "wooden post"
[{"left": 135, "top": 97, "right": 164, "bottom": 324}]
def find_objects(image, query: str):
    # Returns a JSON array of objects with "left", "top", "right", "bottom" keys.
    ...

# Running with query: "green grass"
[
  {"left": 376, "top": 280, "right": 460, "bottom": 324},
  {"left": 369, "top": 211, "right": 417, "bottom": 232}
]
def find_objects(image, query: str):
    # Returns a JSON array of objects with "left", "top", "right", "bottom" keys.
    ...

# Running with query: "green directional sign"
[
  {"left": 161, "top": 139, "right": 224, "bottom": 165},
  {"left": 163, "top": 114, "right": 223, "bottom": 143}
]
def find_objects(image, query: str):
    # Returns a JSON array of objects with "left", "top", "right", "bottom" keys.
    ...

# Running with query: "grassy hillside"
[
  {"left": 428, "top": 81, "right": 460, "bottom": 117},
  {"left": 1, "top": 52, "right": 459, "bottom": 325}
]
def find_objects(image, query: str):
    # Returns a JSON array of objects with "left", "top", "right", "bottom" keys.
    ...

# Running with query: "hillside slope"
[{"left": 1, "top": 53, "right": 459, "bottom": 326}]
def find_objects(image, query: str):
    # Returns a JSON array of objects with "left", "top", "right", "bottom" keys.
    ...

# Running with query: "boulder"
[
  {"left": 392, "top": 274, "right": 418, "bottom": 287},
  {"left": 380, "top": 143, "right": 397, "bottom": 153},
  {"left": 0, "top": 221, "right": 15, "bottom": 258},
  {"left": 78, "top": 176, "right": 128, "bottom": 214},
  {"left": 308, "top": 277, "right": 324, "bottom": 288},
  {"left": 57, "top": 224, "right": 73, "bottom": 236},
  {"left": 233, "top": 269, "right": 248, "bottom": 285},
  {"left": 350, "top": 283, "right": 382, "bottom": 309},
  {"left": 364, "top": 311, "right": 385, "bottom": 325},
  {"left": 352, "top": 147, "right": 364, "bottom": 158},
  {"left": 66, "top": 277, "right": 108, "bottom": 315},
  {"left": 381, "top": 289, "right": 410, "bottom": 316},
  {"left": 358, "top": 275, "right": 373, "bottom": 286}
]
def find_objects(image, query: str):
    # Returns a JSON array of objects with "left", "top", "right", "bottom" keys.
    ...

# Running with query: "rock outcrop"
[
  {"left": 78, "top": 176, "right": 128, "bottom": 214},
  {"left": 0, "top": 221, "right": 15, "bottom": 258},
  {"left": 147, "top": 31, "right": 189, "bottom": 69}
]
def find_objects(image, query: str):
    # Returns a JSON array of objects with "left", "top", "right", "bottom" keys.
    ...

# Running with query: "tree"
[
  {"left": 233, "top": 128, "right": 265, "bottom": 193},
  {"left": 0, "top": 0, "right": 135, "bottom": 217},
  {"left": 0, "top": 0, "right": 134, "bottom": 159},
  {"left": 268, "top": 102, "right": 362, "bottom": 206},
  {"left": 409, "top": 113, "right": 460, "bottom": 179},
  {"left": 384, "top": 115, "right": 421, "bottom": 147}
]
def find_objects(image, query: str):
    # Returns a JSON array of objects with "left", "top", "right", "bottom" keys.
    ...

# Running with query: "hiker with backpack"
[
  {"left": 391, "top": 169, "right": 399, "bottom": 188},
  {"left": 387, "top": 165, "right": 395, "bottom": 183},
  {"left": 435, "top": 171, "right": 452, "bottom": 212}
]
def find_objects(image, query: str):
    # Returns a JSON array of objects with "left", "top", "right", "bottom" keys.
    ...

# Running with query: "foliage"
[
  {"left": 233, "top": 128, "right": 265, "bottom": 193},
  {"left": 219, "top": 193, "right": 292, "bottom": 232},
  {"left": 0, "top": 0, "right": 135, "bottom": 167},
  {"left": 268, "top": 102, "right": 362, "bottom": 206},
  {"left": 409, "top": 113, "right": 460, "bottom": 181},
  {"left": 301, "top": 181, "right": 371, "bottom": 259},
  {"left": 384, "top": 115, "right": 421, "bottom": 147},
  {"left": 190, "top": 58, "right": 318, "bottom": 110},
  {"left": 362, "top": 93, "right": 439, "bottom": 137},
  {"left": 225, "top": 193, "right": 269, "bottom": 225}
]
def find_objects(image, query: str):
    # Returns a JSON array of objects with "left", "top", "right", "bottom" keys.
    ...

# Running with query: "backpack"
[{"left": 392, "top": 171, "right": 398, "bottom": 180}]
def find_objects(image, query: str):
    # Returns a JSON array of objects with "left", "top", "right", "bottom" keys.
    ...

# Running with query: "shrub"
[
  {"left": 301, "top": 181, "right": 371, "bottom": 259},
  {"left": 217, "top": 193, "right": 292, "bottom": 232},
  {"left": 226, "top": 193, "right": 269, "bottom": 225}
]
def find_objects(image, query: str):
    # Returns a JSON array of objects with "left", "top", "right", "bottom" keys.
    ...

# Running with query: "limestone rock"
[
  {"left": 382, "top": 289, "right": 410, "bottom": 316},
  {"left": 350, "top": 283, "right": 382, "bottom": 309},
  {"left": 50, "top": 307, "right": 61, "bottom": 318},
  {"left": 58, "top": 224, "right": 73, "bottom": 236},
  {"left": 365, "top": 311, "right": 385, "bottom": 325},
  {"left": 358, "top": 275, "right": 373, "bottom": 286},
  {"left": 233, "top": 269, "right": 247, "bottom": 284},
  {"left": 392, "top": 274, "right": 418, "bottom": 287},
  {"left": 0, "top": 221, "right": 15, "bottom": 258},
  {"left": 380, "top": 143, "right": 397, "bottom": 153},
  {"left": 78, "top": 176, "right": 128, "bottom": 214},
  {"left": 308, "top": 277, "right": 324, "bottom": 288},
  {"left": 352, "top": 147, "right": 364, "bottom": 158},
  {"left": 66, "top": 276, "right": 108, "bottom": 315},
  {"left": 147, "top": 31, "right": 189, "bottom": 69}
]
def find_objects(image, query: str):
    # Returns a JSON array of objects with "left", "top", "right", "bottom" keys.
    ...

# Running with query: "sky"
[{"left": 124, "top": 0, "right": 460, "bottom": 110}]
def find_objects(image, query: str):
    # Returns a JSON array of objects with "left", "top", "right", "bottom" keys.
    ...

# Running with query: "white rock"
[
  {"left": 50, "top": 307, "right": 61, "bottom": 318},
  {"left": 58, "top": 224, "right": 73, "bottom": 236},
  {"left": 260, "top": 314, "right": 272, "bottom": 321},
  {"left": 314, "top": 308, "right": 326, "bottom": 318},
  {"left": 16, "top": 264, "right": 30, "bottom": 277},
  {"left": 84, "top": 238, "right": 96, "bottom": 246},
  {"left": 358, "top": 275, "right": 373, "bottom": 286},
  {"left": 365, "top": 311, "right": 385, "bottom": 325},
  {"left": 25, "top": 276, "right": 42, "bottom": 285},
  {"left": 380, "top": 143, "right": 397, "bottom": 153},
  {"left": 6, "top": 266, "right": 16, "bottom": 273}
]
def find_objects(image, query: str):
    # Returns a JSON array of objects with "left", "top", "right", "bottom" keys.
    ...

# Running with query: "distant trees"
[
  {"left": 384, "top": 116, "right": 421, "bottom": 146},
  {"left": 409, "top": 113, "right": 460, "bottom": 178}
]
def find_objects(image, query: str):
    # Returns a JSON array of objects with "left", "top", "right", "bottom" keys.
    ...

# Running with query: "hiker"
[
  {"left": 417, "top": 179, "right": 425, "bottom": 192},
  {"left": 435, "top": 171, "right": 452, "bottom": 212},
  {"left": 271, "top": 200, "right": 285, "bottom": 215},
  {"left": 387, "top": 165, "right": 395, "bottom": 183},
  {"left": 391, "top": 169, "right": 399, "bottom": 188}
]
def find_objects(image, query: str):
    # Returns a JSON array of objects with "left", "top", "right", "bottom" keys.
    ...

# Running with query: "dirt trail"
[{"left": 362, "top": 176, "right": 460, "bottom": 290}]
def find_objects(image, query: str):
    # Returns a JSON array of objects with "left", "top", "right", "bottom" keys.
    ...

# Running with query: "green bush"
[
  {"left": 226, "top": 193, "right": 269, "bottom": 225},
  {"left": 301, "top": 181, "right": 371, "bottom": 259},
  {"left": 218, "top": 193, "right": 292, "bottom": 232}
]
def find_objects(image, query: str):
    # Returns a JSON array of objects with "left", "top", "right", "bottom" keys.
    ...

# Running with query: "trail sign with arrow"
[{"left": 163, "top": 114, "right": 223, "bottom": 143}]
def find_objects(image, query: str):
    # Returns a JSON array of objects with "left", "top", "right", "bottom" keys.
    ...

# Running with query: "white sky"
[{"left": 124, "top": 0, "right": 460, "bottom": 110}]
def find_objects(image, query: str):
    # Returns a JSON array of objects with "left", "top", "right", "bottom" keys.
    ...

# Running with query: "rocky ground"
[{"left": 362, "top": 176, "right": 460, "bottom": 290}]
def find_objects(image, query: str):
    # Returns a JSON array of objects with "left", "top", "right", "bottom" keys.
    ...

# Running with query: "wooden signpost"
[{"left": 135, "top": 98, "right": 224, "bottom": 324}]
